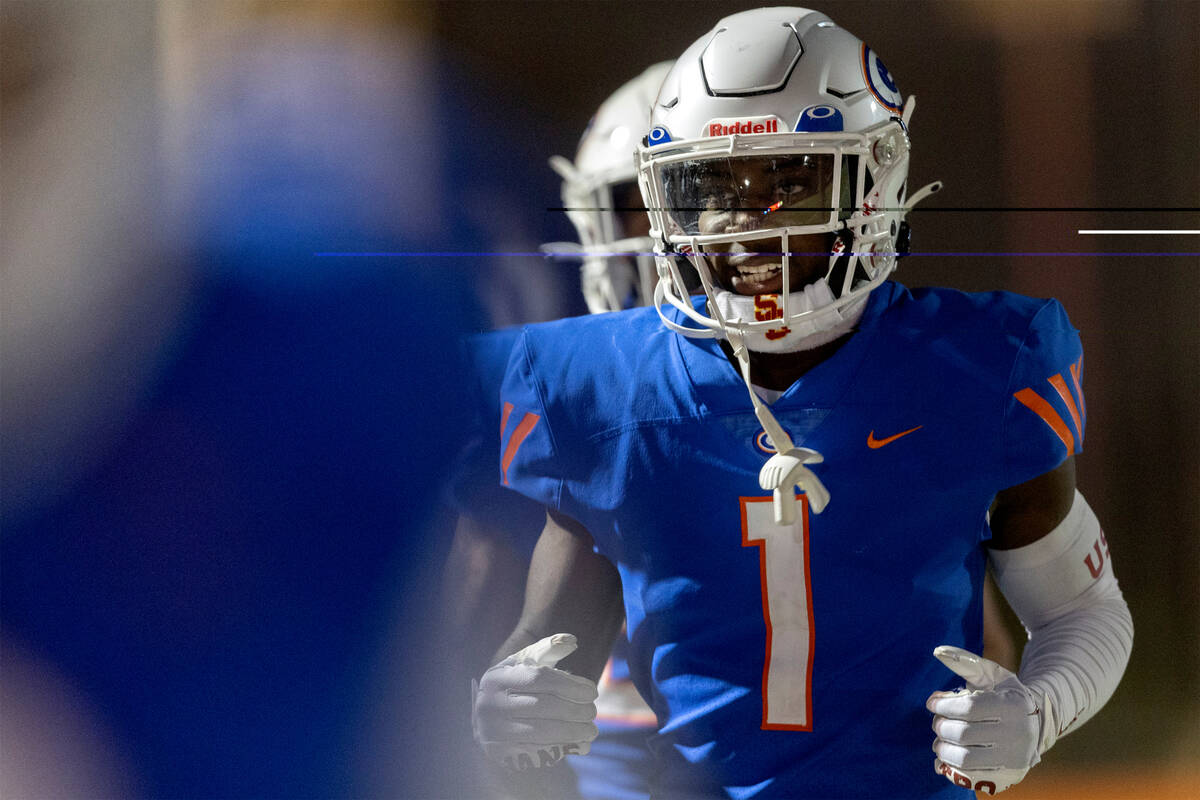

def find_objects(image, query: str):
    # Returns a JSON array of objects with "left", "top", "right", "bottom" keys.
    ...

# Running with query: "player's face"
[
  {"left": 702, "top": 232, "right": 831, "bottom": 296},
  {"left": 664, "top": 154, "right": 835, "bottom": 295}
]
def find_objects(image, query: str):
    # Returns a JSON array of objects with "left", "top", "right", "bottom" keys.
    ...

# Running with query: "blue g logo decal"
[{"left": 862, "top": 44, "right": 903, "bottom": 114}]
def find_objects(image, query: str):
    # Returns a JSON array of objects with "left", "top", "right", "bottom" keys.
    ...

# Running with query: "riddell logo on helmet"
[{"left": 704, "top": 116, "right": 784, "bottom": 137}]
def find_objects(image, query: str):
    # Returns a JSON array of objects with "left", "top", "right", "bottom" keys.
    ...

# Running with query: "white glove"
[
  {"left": 472, "top": 633, "right": 598, "bottom": 772},
  {"left": 926, "top": 645, "right": 1050, "bottom": 795}
]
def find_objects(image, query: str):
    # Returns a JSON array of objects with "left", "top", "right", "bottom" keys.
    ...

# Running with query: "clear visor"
[{"left": 659, "top": 153, "right": 849, "bottom": 237}]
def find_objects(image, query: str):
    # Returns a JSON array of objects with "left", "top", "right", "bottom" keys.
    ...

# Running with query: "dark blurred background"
[{"left": 2, "top": 2, "right": 1196, "bottom": 798}]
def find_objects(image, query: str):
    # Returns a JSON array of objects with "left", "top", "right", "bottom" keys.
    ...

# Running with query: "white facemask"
[{"left": 710, "top": 278, "right": 867, "bottom": 353}]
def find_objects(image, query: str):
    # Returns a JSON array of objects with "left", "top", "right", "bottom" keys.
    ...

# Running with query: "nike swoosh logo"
[{"left": 867, "top": 425, "right": 923, "bottom": 449}]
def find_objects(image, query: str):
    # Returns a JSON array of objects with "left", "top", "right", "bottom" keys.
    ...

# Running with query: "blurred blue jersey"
[{"left": 498, "top": 282, "right": 1084, "bottom": 799}]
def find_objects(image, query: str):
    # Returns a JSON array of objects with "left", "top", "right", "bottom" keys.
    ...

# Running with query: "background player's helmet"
[
  {"left": 548, "top": 62, "right": 673, "bottom": 313},
  {"left": 637, "top": 7, "right": 938, "bottom": 344}
]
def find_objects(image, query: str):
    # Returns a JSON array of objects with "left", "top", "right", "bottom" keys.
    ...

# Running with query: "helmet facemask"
[
  {"left": 552, "top": 162, "right": 659, "bottom": 313},
  {"left": 544, "top": 61, "right": 675, "bottom": 314},
  {"left": 640, "top": 121, "right": 912, "bottom": 350}
]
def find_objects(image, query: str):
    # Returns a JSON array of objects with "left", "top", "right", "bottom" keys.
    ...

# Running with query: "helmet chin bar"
[{"left": 652, "top": 221, "right": 895, "bottom": 343}]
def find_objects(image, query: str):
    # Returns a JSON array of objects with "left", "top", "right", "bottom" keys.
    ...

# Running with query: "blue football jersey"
[
  {"left": 458, "top": 327, "right": 656, "bottom": 800},
  {"left": 450, "top": 328, "right": 546, "bottom": 549},
  {"left": 498, "top": 282, "right": 1085, "bottom": 799}
]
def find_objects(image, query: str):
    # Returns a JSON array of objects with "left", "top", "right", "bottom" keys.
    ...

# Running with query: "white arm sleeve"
[{"left": 988, "top": 490, "right": 1133, "bottom": 753}]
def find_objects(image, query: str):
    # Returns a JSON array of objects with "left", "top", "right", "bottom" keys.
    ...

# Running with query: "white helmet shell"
[
  {"left": 574, "top": 61, "right": 673, "bottom": 187},
  {"left": 638, "top": 7, "right": 930, "bottom": 347},
  {"left": 653, "top": 8, "right": 901, "bottom": 141},
  {"left": 550, "top": 61, "right": 674, "bottom": 313}
]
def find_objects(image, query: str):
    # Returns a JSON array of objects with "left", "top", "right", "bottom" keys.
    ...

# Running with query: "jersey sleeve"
[
  {"left": 1002, "top": 298, "right": 1086, "bottom": 488},
  {"left": 497, "top": 330, "right": 564, "bottom": 512},
  {"left": 446, "top": 329, "right": 546, "bottom": 555}
]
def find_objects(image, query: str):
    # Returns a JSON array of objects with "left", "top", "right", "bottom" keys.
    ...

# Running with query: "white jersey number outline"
[{"left": 740, "top": 494, "right": 814, "bottom": 730}]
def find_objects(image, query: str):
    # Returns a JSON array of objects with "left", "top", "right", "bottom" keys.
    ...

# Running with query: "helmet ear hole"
[{"left": 896, "top": 221, "right": 912, "bottom": 258}]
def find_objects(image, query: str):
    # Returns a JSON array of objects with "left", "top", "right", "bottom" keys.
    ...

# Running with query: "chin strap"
[
  {"left": 905, "top": 180, "right": 943, "bottom": 212},
  {"left": 726, "top": 330, "right": 830, "bottom": 525}
]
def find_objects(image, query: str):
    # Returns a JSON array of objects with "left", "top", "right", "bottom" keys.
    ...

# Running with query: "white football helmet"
[
  {"left": 637, "top": 7, "right": 940, "bottom": 345},
  {"left": 547, "top": 62, "right": 674, "bottom": 313}
]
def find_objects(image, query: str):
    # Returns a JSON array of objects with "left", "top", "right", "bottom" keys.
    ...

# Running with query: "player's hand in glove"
[
  {"left": 926, "top": 645, "right": 1050, "bottom": 795},
  {"left": 472, "top": 633, "right": 598, "bottom": 771}
]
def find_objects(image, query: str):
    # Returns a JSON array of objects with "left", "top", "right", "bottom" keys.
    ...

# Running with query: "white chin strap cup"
[{"left": 759, "top": 447, "right": 830, "bottom": 525}]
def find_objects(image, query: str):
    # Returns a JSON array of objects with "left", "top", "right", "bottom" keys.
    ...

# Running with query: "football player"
[
  {"left": 544, "top": 64, "right": 663, "bottom": 315},
  {"left": 473, "top": 7, "right": 1132, "bottom": 799},
  {"left": 455, "top": 63, "right": 671, "bottom": 800}
]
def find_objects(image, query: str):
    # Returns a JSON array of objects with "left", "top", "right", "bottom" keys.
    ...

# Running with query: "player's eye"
[
  {"left": 771, "top": 167, "right": 826, "bottom": 205},
  {"left": 713, "top": 192, "right": 742, "bottom": 209},
  {"left": 697, "top": 181, "right": 739, "bottom": 210},
  {"left": 777, "top": 182, "right": 811, "bottom": 200}
]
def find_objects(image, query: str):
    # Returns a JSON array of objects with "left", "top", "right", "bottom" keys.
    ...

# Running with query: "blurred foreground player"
[
  {"left": 473, "top": 8, "right": 1132, "bottom": 799},
  {"left": 453, "top": 63, "right": 672, "bottom": 800}
]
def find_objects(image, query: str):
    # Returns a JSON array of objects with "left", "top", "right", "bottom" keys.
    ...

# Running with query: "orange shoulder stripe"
[
  {"left": 1069, "top": 356, "right": 1086, "bottom": 423},
  {"left": 1014, "top": 387, "right": 1075, "bottom": 454},
  {"left": 1048, "top": 374, "right": 1084, "bottom": 445},
  {"left": 500, "top": 401, "right": 514, "bottom": 441},
  {"left": 500, "top": 411, "right": 541, "bottom": 486}
]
